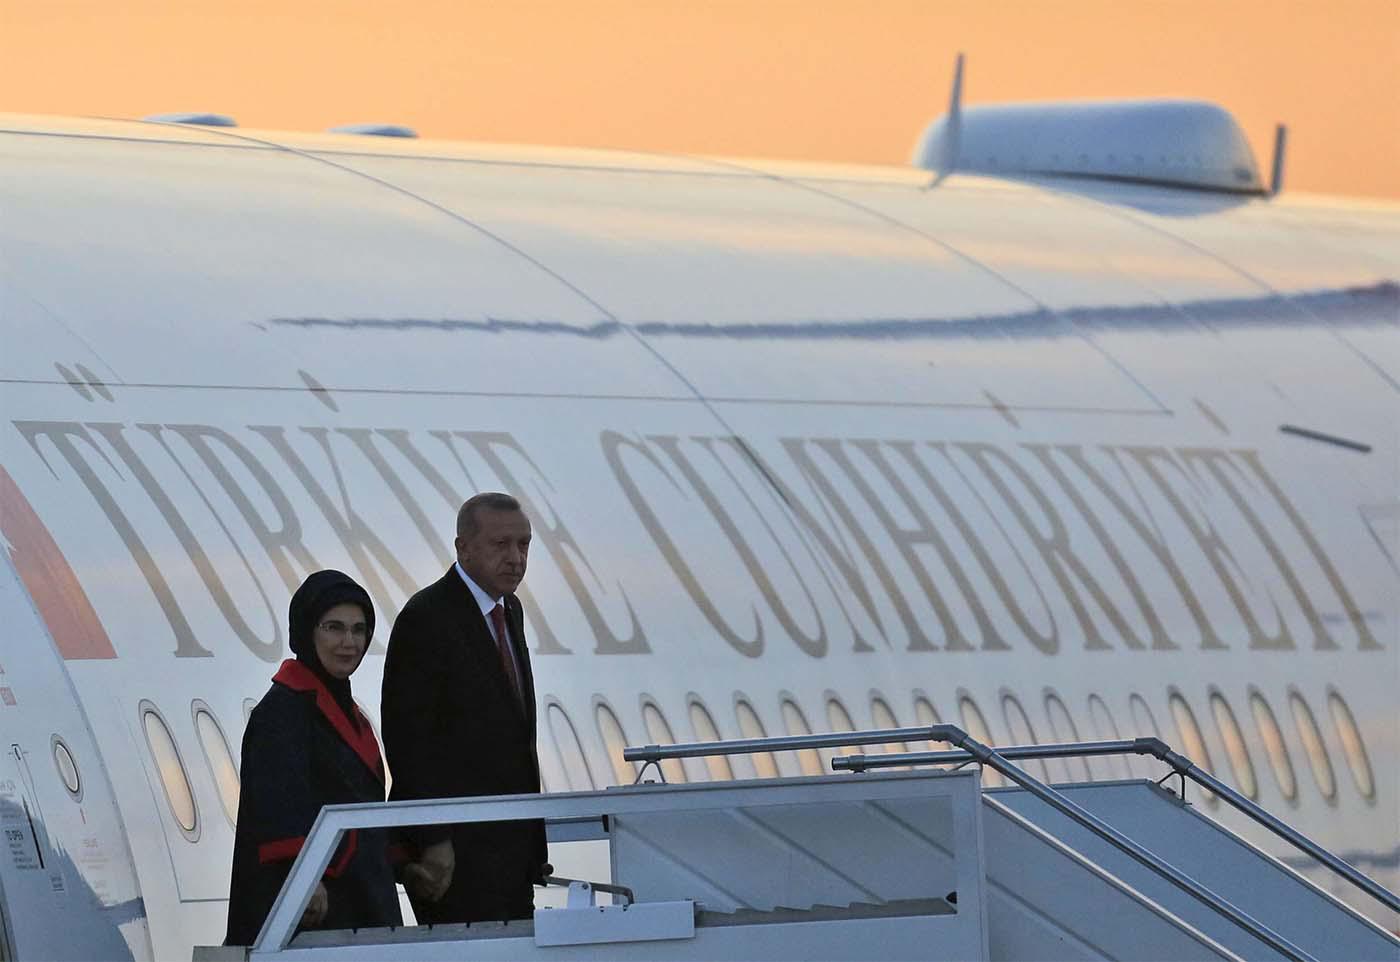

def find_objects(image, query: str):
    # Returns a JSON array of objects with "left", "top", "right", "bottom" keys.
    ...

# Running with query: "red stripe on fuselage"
[{"left": 0, "top": 465, "right": 117, "bottom": 659}]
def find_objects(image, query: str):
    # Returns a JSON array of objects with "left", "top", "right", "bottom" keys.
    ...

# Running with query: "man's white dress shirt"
[{"left": 454, "top": 562, "right": 523, "bottom": 688}]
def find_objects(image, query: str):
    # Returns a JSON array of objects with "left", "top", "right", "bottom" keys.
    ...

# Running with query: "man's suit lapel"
[{"left": 439, "top": 568, "right": 487, "bottom": 655}]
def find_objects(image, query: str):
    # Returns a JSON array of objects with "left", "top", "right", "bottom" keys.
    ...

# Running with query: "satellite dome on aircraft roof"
[{"left": 913, "top": 99, "right": 1264, "bottom": 194}]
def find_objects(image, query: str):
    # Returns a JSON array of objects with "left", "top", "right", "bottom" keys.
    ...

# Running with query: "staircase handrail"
[
  {"left": 627, "top": 724, "right": 1316, "bottom": 960},
  {"left": 829, "top": 735, "right": 1400, "bottom": 917}
]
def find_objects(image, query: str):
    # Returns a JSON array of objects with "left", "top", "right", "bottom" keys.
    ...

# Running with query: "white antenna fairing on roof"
[
  {"left": 1270, "top": 123, "right": 1289, "bottom": 196},
  {"left": 927, "top": 52, "right": 965, "bottom": 183},
  {"left": 142, "top": 112, "right": 238, "bottom": 127},
  {"left": 329, "top": 123, "right": 419, "bottom": 138}
]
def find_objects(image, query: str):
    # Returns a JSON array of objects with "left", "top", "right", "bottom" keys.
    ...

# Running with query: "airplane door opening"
[{"left": 0, "top": 548, "right": 152, "bottom": 960}]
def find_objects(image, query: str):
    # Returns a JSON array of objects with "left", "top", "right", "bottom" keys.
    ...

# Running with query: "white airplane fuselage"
[{"left": 0, "top": 114, "right": 1395, "bottom": 960}]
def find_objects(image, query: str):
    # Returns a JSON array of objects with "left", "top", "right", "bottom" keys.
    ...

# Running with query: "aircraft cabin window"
[
  {"left": 192, "top": 701, "right": 241, "bottom": 827},
  {"left": 1000, "top": 693, "right": 1049, "bottom": 781},
  {"left": 869, "top": 695, "right": 909, "bottom": 754},
  {"left": 1208, "top": 692, "right": 1258, "bottom": 800},
  {"left": 51, "top": 735, "right": 81, "bottom": 800},
  {"left": 778, "top": 697, "right": 825, "bottom": 776},
  {"left": 140, "top": 700, "right": 199, "bottom": 839},
  {"left": 957, "top": 693, "right": 1003, "bottom": 788},
  {"left": 1247, "top": 690, "right": 1297, "bottom": 802},
  {"left": 687, "top": 699, "right": 734, "bottom": 782},
  {"left": 640, "top": 700, "right": 688, "bottom": 784},
  {"left": 545, "top": 702, "right": 595, "bottom": 791},
  {"left": 1326, "top": 690, "right": 1375, "bottom": 801},
  {"left": 1127, "top": 693, "right": 1161, "bottom": 740},
  {"left": 1086, "top": 695, "right": 1132, "bottom": 779},
  {"left": 823, "top": 695, "right": 858, "bottom": 768},
  {"left": 733, "top": 697, "right": 781, "bottom": 779},
  {"left": 1043, "top": 692, "right": 1092, "bottom": 782},
  {"left": 1167, "top": 692, "right": 1217, "bottom": 804},
  {"left": 912, "top": 694, "right": 943, "bottom": 752},
  {"left": 1288, "top": 691, "right": 1337, "bottom": 803},
  {"left": 594, "top": 700, "right": 638, "bottom": 786}
]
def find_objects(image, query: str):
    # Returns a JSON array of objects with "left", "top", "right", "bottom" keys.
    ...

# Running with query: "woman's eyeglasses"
[{"left": 318, "top": 620, "right": 369, "bottom": 641}]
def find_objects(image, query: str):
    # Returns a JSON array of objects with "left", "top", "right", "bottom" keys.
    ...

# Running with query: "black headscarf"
[{"left": 288, "top": 569, "right": 375, "bottom": 727}]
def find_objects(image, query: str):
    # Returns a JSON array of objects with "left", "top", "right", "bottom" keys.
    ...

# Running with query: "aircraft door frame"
[
  {"left": 0, "top": 852, "right": 11, "bottom": 961},
  {"left": 0, "top": 546, "right": 153, "bottom": 960}
]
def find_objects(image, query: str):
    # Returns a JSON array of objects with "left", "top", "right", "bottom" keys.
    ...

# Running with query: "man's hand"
[
  {"left": 300, "top": 882, "right": 329, "bottom": 927},
  {"left": 403, "top": 839, "right": 455, "bottom": 903}
]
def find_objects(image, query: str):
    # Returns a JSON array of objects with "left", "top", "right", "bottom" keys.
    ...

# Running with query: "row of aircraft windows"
[
  {"left": 99, "top": 684, "right": 1377, "bottom": 842},
  {"left": 539, "top": 686, "right": 1374, "bottom": 810}
]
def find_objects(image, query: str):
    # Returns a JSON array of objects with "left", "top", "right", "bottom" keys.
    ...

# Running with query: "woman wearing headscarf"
[{"left": 225, "top": 569, "right": 403, "bottom": 945}]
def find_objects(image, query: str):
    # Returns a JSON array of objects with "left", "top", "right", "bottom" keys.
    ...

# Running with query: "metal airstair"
[{"left": 198, "top": 725, "right": 1400, "bottom": 961}]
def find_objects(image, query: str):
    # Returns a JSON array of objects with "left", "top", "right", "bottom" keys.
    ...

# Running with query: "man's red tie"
[{"left": 490, "top": 603, "right": 523, "bottom": 704}]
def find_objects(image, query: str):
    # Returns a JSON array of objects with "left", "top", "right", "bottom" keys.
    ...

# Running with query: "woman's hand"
[{"left": 300, "top": 882, "right": 329, "bottom": 927}]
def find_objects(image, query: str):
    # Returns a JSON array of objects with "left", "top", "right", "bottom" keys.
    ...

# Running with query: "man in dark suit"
[{"left": 381, "top": 492, "right": 547, "bottom": 924}]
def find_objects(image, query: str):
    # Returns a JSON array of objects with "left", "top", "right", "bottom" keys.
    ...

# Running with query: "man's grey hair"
[{"left": 456, "top": 492, "right": 523, "bottom": 539}]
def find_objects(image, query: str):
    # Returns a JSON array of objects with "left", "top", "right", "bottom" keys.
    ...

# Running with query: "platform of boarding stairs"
[{"left": 197, "top": 725, "right": 1400, "bottom": 962}]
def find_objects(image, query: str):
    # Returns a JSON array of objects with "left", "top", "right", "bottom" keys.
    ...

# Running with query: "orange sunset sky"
[{"left": 2, "top": 1, "right": 1397, "bottom": 199}]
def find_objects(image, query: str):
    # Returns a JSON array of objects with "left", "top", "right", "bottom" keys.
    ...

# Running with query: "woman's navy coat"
[{"left": 225, "top": 660, "right": 402, "bottom": 945}]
